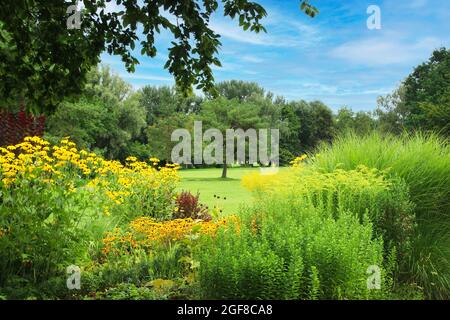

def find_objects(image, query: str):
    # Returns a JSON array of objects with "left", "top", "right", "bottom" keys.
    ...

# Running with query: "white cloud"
[
  {"left": 119, "top": 73, "right": 173, "bottom": 82},
  {"left": 330, "top": 36, "right": 444, "bottom": 66},
  {"left": 240, "top": 55, "right": 265, "bottom": 63},
  {"left": 301, "top": 82, "right": 338, "bottom": 94},
  {"left": 210, "top": 21, "right": 282, "bottom": 46},
  {"left": 210, "top": 12, "right": 322, "bottom": 48}
]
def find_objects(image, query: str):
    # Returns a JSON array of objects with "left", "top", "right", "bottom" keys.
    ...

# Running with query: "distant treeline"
[{"left": 45, "top": 48, "right": 449, "bottom": 165}]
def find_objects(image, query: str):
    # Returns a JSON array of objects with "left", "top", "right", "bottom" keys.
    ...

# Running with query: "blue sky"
[{"left": 101, "top": 0, "right": 450, "bottom": 111}]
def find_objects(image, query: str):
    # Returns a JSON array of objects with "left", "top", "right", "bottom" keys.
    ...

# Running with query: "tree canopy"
[
  {"left": 0, "top": 0, "right": 318, "bottom": 114},
  {"left": 377, "top": 48, "right": 450, "bottom": 135}
]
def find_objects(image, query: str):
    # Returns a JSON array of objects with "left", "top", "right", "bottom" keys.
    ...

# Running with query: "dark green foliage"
[
  {"left": 213, "top": 80, "right": 266, "bottom": 102},
  {"left": 280, "top": 100, "right": 335, "bottom": 155},
  {"left": 376, "top": 48, "right": 450, "bottom": 135},
  {"left": 200, "top": 96, "right": 271, "bottom": 177},
  {"left": 335, "top": 107, "right": 376, "bottom": 136},
  {"left": 2, "top": 0, "right": 312, "bottom": 114},
  {"left": 46, "top": 66, "right": 147, "bottom": 160},
  {"left": 138, "top": 86, "right": 202, "bottom": 126},
  {"left": 0, "top": 180, "right": 92, "bottom": 288}
]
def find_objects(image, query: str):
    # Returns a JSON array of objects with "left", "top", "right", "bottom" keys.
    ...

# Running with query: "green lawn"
[{"left": 177, "top": 167, "right": 261, "bottom": 214}]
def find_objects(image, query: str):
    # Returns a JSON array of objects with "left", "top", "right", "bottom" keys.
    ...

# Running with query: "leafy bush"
[
  {"left": 196, "top": 203, "right": 392, "bottom": 300},
  {"left": 311, "top": 132, "right": 450, "bottom": 299},
  {"left": 91, "top": 283, "right": 167, "bottom": 300},
  {"left": 174, "top": 191, "right": 211, "bottom": 221},
  {"left": 81, "top": 246, "right": 187, "bottom": 296}
]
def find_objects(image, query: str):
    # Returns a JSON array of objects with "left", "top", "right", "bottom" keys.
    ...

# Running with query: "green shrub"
[
  {"left": 244, "top": 166, "right": 416, "bottom": 262},
  {"left": 78, "top": 242, "right": 189, "bottom": 297},
  {"left": 91, "top": 283, "right": 167, "bottom": 300},
  {"left": 195, "top": 203, "right": 391, "bottom": 300},
  {"left": 311, "top": 132, "right": 450, "bottom": 299},
  {"left": 0, "top": 178, "right": 92, "bottom": 288},
  {"left": 291, "top": 167, "right": 416, "bottom": 262}
]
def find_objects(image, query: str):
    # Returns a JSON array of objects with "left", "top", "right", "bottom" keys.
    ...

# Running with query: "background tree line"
[{"left": 45, "top": 48, "right": 449, "bottom": 167}]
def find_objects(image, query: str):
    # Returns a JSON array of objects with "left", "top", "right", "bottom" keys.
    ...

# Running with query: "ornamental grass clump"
[
  {"left": 242, "top": 165, "right": 416, "bottom": 261},
  {"left": 311, "top": 132, "right": 450, "bottom": 299}
]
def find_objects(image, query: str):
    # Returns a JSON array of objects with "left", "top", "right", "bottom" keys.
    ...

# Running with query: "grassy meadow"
[{"left": 178, "top": 167, "right": 282, "bottom": 214}]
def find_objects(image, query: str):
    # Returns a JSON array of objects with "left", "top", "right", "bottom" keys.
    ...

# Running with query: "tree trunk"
[{"left": 221, "top": 162, "right": 228, "bottom": 178}]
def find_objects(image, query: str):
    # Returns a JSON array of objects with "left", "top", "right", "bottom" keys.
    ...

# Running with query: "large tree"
[
  {"left": 377, "top": 48, "right": 450, "bottom": 135},
  {"left": 403, "top": 47, "right": 450, "bottom": 135},
  {"left": 335, "top": 107, "right": 375, "bottom": 136},
  {"left": 280, "top": 100, "right": 334, "bottom": 157},
  {"left": 213, "top": 80, "right": 266, "bottom": 102},
  {"left": 0, "top": 0, "right": 318, "bottom": 115},
  {"left": 138, "top": 85, "right": 202, "bottom": 126},
  {"left": 46, "top": 66, "right": 147, "bottom": 160},
  {"left": 200, "top": 97, "right": 269, "bottom": 178}
]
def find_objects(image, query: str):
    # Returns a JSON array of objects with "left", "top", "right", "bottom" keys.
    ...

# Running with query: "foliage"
[
  {"left": 138, "top": 85, "right": 202, "bottom": 126},
  {"left": 311, "top": 132, "right": 450, "bottom": 299},
  {"left": 375, "top": 85, "right": 408, "bottom": 134},
  {"left": 280, "top": 100, "right": 335, "bottom": 156},
  {"left": 335, "top": 107, "right": 376, "bottom": 136},
  {"left": 213, "top": 80, "right": 266, "bottom": 102},
  {"left": 89, "top": 214, "right": 240, "bottom": 300},
  {"left": 0, "top": 0, "right": 319, "bottom": 113},
  {"left": 196, "top": 204, "right": 390, "bottom": 300},
  {"left": 81, "top": 247, "right": 187, "bottom": 299},
  {"left": 146, "top": 113, "right": 196, "bottom": 162},
  {"left": 102, "top": 216, "right": 238, "bottom": 256},
  {"left": 199, "top": 96, "right": 270, "bottom": 177},
  {"left": 45, "top": 71, "right": 340, "bottom": 168},
  {"left": 403, "top": 47, "right": 450, "bottom": 134},
  {"left": 0, "top": 111, "right": 46, "bottom": 146},
  {"left": 376, "top": 48, "right": 450, "bottom": 135},
  {"left": 242, "top": 163, "right": 416, "bottom": 266},
  {"left": 92, "top": 283, "right": 168, "bottom": 300},
  {"left": 46, "top": 66, "right": 147, "bottom": 161}
]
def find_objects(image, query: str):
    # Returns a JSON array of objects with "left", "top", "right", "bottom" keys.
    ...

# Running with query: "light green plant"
[{"left": 311, "top": 132, "right": 450, "bottom": 299}]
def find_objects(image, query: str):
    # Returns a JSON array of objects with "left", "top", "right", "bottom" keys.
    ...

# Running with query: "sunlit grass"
[{"left": 177, "top": 167, "right": 289, "bottom": 215}]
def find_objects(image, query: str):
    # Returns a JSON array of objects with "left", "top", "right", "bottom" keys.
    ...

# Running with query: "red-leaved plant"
[
  {"left": 0, "top": 111, "right": 46, "bottom": 146},
  {"left": 174, "top": 191, "right": 211, "bottom": 221}
]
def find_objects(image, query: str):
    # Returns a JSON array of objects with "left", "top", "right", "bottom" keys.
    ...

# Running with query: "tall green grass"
[{"left": 311, "top": 132, "right": 450, "bottom": 299}]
